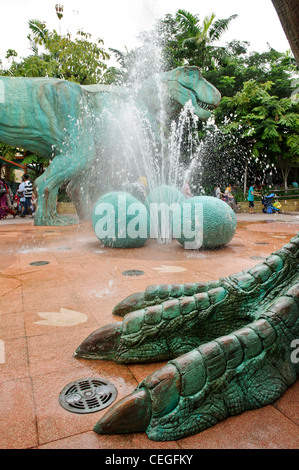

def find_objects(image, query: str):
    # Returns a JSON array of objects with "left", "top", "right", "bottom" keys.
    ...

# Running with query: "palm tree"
[{"left": 175, "top": 10, "right": 238, "bottom": 69}]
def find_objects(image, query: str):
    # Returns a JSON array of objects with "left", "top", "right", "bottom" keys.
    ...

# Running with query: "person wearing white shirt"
[{"left": 17, "top": 177, "right": 26, "bottom": 217}]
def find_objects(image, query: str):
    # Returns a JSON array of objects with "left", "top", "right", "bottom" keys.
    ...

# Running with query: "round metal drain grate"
[
  {"left": 59, "top": 378, "right": 117, "bottom": 414},
  {"left": 122, "top": 270, "right": 144, "bottom": 276},
  {"left": 255, "top": 242, "right": 269, "bottom": 245},
  {"left": 30, "top": 261, "right": 50, "bottom": 266}
]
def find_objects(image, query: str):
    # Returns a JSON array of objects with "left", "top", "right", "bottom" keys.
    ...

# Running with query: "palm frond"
[
  {"left": 176, "top": 9, "right": 200, "bottom": 34},
  {"left": 203, "top": 13, "right": 216, "bottom": 36},
  {"left": 108, "top": 48, "right": 127, "bottom": 67},
  {"left": 182, "top": 37, "right": 198, "bottom": 48},
  {"left": 28, "top": 19, "right": 49, "bottom": 41},
  {"left": 209, "top": 14, "right": 238, "bottom": 42}
]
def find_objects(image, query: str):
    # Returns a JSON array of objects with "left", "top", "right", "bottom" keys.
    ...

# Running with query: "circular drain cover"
[
  {"left": 122, "top": 270, "right": 144, "bottom": 276},
  {"left": 255, "top": 242, "right": 269, "bottom": 245},
  {"left": 59, "top": 378, "right": 117, "bottom": 414},
  {"left": 30, "top": 261, "right": 50, "bottom": 266}
]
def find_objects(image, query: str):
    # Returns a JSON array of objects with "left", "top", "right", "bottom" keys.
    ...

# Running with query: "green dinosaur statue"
[
  {"left": 0, "top": 67, "right": 220, "bottom": 225},
  {"left": 75, "top": 234, "right": 299, "bottom": 441}
]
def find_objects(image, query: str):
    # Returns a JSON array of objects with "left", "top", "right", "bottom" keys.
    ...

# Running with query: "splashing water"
[
  {"left": 65, "top": 38, "right": 206, "bottom": 245},
  {"left": 72, "top": 37, "right": 203, "bottom": 211}
]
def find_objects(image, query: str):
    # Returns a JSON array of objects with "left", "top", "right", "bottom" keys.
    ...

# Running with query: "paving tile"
[
  {"left": 85, "top": 299, "right": 124, "bottom": 327},
  {"left": 0, "top": 378, "right": 37, "bottom": 449},
  {"left": 179, "top": 406, "right": 299, "bottom": 449},
  {"left": 59, "top": 264, "right": 119, "bottom": 283},
  {"left": 72, "top": 279, "right": 126, "bottom": 304},
  {"left": 20, "top": 266, "right": 66, "bottom": 288},
  {"left": 0, "top": 252, "right": 20, "bottom": 273},
  {"left": 274, "top": 380, "right": 299, "bottom": 426},
  {"left": 22, "top": 285, "right": 82, "bottom": 311},
  {"left": 38, "top": 430, "right": 180, "bottom": 449},
  {"left": 0, "top": 310, "right": 25, "bottom": 340},
  {"left": 27, "top": 326, "right": 99, "bottom": 377},
  {"left": 0, "top": 337, "right": 30, "bottom": 382},
  {"left": 0, "top": 286, "right": 23, "bottom": 314}
]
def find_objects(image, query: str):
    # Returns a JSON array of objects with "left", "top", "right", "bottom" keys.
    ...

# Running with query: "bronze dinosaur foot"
[{"left": 75, "top": 234, "right": 299, "bottom": 441}]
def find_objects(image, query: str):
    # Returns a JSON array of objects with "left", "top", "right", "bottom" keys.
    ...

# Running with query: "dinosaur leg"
[
  {"left": 66, "top": 178, "right": 90, "bottom": 221},
  {"left": 34, "top": 154, "right": 79, "bottom": 226}
]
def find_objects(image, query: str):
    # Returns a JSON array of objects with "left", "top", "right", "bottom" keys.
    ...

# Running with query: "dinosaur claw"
[
  {"left": 74, "top": 323, "right": 122, "bottom": 360},
  {"left": 112, "top": 292, "right": 145, "bottom": 317},
  {"left": 94, "top": 389, "right": 151, "bottom": 435}
]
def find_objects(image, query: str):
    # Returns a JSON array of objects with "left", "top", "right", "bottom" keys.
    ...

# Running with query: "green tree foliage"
[
  {"left": 216, "top": 79, "right": 299, "bottom": 188},
  {"left": 205, "top": 45, "right": 297, "bottom": 101},
  {"left": 2, "top": 17, "right": 110, "bottom": 85}
]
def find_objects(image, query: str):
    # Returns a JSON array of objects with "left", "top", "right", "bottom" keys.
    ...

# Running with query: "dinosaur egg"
[
  {"left": 173, "top": 196, "right": 237, "bottom": 249},
  {"left": 92, "top": 192, "right": 149, "bottom": 248},
  {"left": 145, "top": 185, "right": 186, "bottom": 208}
]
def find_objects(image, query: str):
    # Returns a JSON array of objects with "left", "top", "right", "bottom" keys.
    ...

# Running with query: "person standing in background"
[
  {"left": 247, "top": 183, "right": 260, "bottom": 214},
  {"left": 17, "top": 176, "right": 26, "bottom": 217},
  {"left": 214, "top": 184, "right": 222, "bottom": 199},
  {"left": 23, "top": 174, "right": 33, "bottom": 217},
  {"left": 18, "top": 174, "right": 33, "bottom": 217},
  {"left": 0, "top": 178, "right": 17, "bottom": 219}
]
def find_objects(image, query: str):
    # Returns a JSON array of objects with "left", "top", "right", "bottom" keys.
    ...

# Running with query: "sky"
[{"left": 0, "top": 0, "right": 291, "bottom": 68}]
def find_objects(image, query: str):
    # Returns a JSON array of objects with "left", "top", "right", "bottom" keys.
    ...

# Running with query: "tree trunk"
[
  {"left": 282, "top": 169, "right": 289, "bottom": 190},
  {"left": 272, "top": 0, "right": 299, "bottom": 64},
  {"left": 278, "top": 156, "right": 290, "bottom": 190}
]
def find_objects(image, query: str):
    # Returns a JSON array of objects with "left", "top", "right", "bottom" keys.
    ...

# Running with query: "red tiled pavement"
[{"left": 0, "top": 213, "right": 298, "bottom": 449}]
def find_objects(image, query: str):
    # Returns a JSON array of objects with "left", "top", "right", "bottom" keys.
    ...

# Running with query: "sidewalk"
[{"left": 0, "top": 214, "right": 298, "bottom": 449}]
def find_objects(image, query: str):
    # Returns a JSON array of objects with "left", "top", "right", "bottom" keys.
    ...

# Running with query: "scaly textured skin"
[
  {"left": 0, "top": 67, "right": 220, "bottom": 226},
  {"left": 75, "top": 234, "right": 299, "bottom": 441}
]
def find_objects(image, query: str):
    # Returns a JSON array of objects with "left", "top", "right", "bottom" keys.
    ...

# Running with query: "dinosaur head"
[{"left": 162, "top": 66, "right": 221, "bottom": 120}]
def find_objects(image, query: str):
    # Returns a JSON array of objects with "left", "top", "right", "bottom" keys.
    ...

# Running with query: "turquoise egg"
[{"left": 92, "top": 192, "right": 149, "bottom": 248}]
